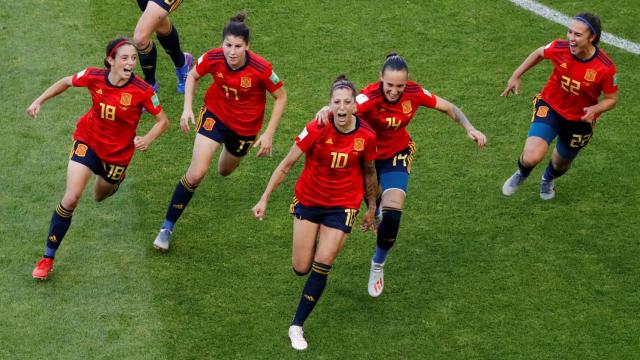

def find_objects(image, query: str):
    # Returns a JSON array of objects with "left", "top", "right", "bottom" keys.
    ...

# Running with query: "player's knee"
[
  {"left": 377, "top": 208, "right": 402, "bottom": 249},
  {"left": 62, "top": 193, "right": 82, "bottom": 209},
  {"left": 217, "top": 164, "right": 238, "bottom": 177},
  {"left": 521, "top": 149, "right": 545, "bottom": 167},
  {"left": 133, "top": 36, "right": 152, "bottom": 52},
  {"left": 185, "top": 170, "right": 206, "bottom": 186},
  {"left": 292, "top": 265, "right": 311, "bottom": 276}
]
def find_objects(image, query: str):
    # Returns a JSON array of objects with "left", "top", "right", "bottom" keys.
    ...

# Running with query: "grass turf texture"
[{"left": 1, "top": 0, "right": 639, "bottom": 358}]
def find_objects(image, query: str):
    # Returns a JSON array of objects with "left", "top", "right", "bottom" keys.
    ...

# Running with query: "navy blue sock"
[
  {"left": 517, "top": 157, "right": 534, "bottom": 177},
  {"left": 138, "top": 41, "right": 158, "bottom": 85},
  {"left": 164, "top": 176, "right": 197, "bottom": 229},
  {"left": 291, "top": 262, "right": 331, "bottom": 326},
  {"left": 44, "top": 203, "right": 73, "bottom": 259},
  {"left": 543, "top": 162, "right": 567, "bottom": 181},
  {"left": 373, "top": 208, "right": 402, "bottom": 263},
  {"left": 157, "top": 25, "right": 185, "bottom": 68}
]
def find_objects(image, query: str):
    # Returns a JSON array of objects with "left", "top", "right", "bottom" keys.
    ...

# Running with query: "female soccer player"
[
  {"left": 134, "top": 0, "right": 192, "bottom": 93},
  {"left": 252, "top": 75, "right": 378, "bottom": 350},
  {"left": 27, "top": 37, "right": 169, "bottom": 280},
  {"left": 153, "top": 12, "right": 287, "bottom": 250},
  {"left": 501, "top": 12, "right": 618, "bottom": 200},
  {"left": 317, "top": 53, "right": 487, "bottom": 298}
]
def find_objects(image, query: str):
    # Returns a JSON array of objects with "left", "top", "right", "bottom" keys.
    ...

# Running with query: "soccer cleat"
[
  {"left": 153, "top": 228, "right": 172, "bottom": 251},
  {"left": 540, "top": 178, "right": 556, "bottom": 200},
  {"left": 368, "top": 260, "right": 385, "bottom": 297},
  {"left": 502, "top": 170, "right": 527, "bottom": 196},
  {"left": 32, "top": 257, "right": 54, "bottom": 280},
  {"left": 288, "top": 325, "right": 308, "bottom": 350},
  {"left": 175, "top": 52, "right": 193, "bottom": 94}
]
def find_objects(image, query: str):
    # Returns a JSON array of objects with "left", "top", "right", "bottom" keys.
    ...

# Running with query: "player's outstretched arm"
[
  {"left": 180, "top": 68, "right": 201, "bottom": 133},
  {"left": 434, "top": 97, "right": 487, "bottom": 148},
  {"left": 254, "top": 87, "right": 287, "bottom": 157},
  {"left": 135, "top": 110, "right": 169, "bottom": 151},
  {"left": 361, "top": 160, "right": 378, "bottom": 232},
  {"left": 26, "top": 76, "right": 73, "bottom": 118},
  {"left": 501, "top": 46, "right": 545, "bottom": 97},
  {"left": 252, "top": 144, "right": 303, "bottom": 220}
]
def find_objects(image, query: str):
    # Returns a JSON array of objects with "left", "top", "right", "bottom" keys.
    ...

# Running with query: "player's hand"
[
  {"left": 501, "top": 77, "right": 521, "bottom": 97},
  {"left": 361, "top": 208, "right": 376, "bottom": 232},
  {"left": 581, "top": 106, "right": 598, "bottom": 124},
  {"left": 134, "top": 135, "right": 150, "bottom": 151},
  {"left": 26, "top": 101, "right": 42, "bottom": 118},
  {"left": 315, "top": 106, "right": 331, "bottom": 127},
  {"left": 252, "top": 199, "right": 268, "bottom": 220},
  {"left": 254, "top": 132, "right": 273, "bottom": 157},
  {"left": 467, "top": 128, "right": 487, "bottom": 149},
  {"left": 180, "top": 108, "right": 195, "bottom": 133}
]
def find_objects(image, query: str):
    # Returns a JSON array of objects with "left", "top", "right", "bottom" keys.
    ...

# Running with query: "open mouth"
[
  {"left": 123, "top": 68, "right": 133, "bottom": 75},
  {"left": 336, "top": 112, "right": 347, "bottom": 120}
]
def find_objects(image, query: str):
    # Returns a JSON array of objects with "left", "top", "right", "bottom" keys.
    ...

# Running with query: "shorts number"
[
  {"left": 222, "top": 85, "right": 239, "bottom": 100},
  {"left": 237, "top": 140, "right": 254, "bottom": 153},
  {"left": 344, "top": 209, "right": 358, "bottom": 227},
  {"left": 100, "top": 103, "right": 116, "bottom": 121},
  {"left": 561, "top": 76, "right": 581, "bottom": 95},
  {"left": 392, "top": 153, "right": 408, "bottom": 167},
  {"left": 569, "top": 133, "right": 591, "bottom": 148},
  {"left": 106, "top": 165, "right": 126, "bottom": 181},
  {"left": 385, "top": 117, "right": 402, "bottom": 130},
  {"left": 330, "top": 152, "right": 348, "bottom": 168}
]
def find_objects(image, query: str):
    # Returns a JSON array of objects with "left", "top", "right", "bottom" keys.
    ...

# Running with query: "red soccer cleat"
[{"left": 32, "top": 257, "right": 54, "bottom": 280}]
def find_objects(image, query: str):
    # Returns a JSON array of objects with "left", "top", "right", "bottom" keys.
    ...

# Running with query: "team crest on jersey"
[
  {"left": 75, "top": 143, "right": 88, "bottom": 157},
  {"left": 353, "top": 138, "right": 365, "bottom": 151},
  {"left": 536, "top": 106, "right": 549, "bottom": 118},
  {"left": 203, "top": 117, "right": 216, "bottom": 131},
  {"left": 402, "top": 101, "right": 412, "bottom": 114},
  {"left": 241, "top": 77, "right": 251, "bottom": 88},
  {"left": 120, "top": 93, "right": 132, "bottom": 106},
  {"left": 584, "top": 69, "right": 597, "bottom": 82}
]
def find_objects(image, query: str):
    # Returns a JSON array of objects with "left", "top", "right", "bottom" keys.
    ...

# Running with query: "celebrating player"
[
  {"left": 252, "top": 75, "right": 378, "bottom": 351},
  {"left": 134, "top": 0, "right": 192, "bottom": 93},
  {"left": 28, "top": 37, "right": 169, "bottom": 280},
  {"left": 317, "top": 53, "right": 486, "bottom": 298},
  {"left": 153, "top": 12, "right": 287, "bottom": 251},
  {"left": 501, "top": 13, "right": 618, "bottom": 200}
]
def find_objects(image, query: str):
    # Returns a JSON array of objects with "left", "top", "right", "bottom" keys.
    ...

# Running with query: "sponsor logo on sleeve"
[
  {"left": 422, "top": 88, "right": 432, "bottom": 97},
  {"left": 197, "top": 55, "right": 204, "bottom": 65},
  {"left": 152, "top": 94, "right": 160, "bottom": 108},
  {"left": 356, "top": 94, "right": 369, "bottom": 104},
  {"left": 297, "top": 127, "right": 308, "bottom": 141},
  {"left": 613, "top": 73, "right": 618, "bottom": 86},
  {"left": 77, "top": 69, "right": 87, "bottom": 78}
]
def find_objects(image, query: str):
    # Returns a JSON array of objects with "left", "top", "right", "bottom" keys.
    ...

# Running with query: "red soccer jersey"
[
  {"left": 356, "top": 81, "right": 437, "bottom": 160},
  {"left": 294, "top": 117, "right": 377, "bottom": 209},
  {"left": 195, "top": 49, "right": 284, "bottom": 136},
  {"left": 540, "top": 39, "right": 618, "bottom": 121},
  {"left": 71, "top": 68, "right": 162, "bottom": 165}
]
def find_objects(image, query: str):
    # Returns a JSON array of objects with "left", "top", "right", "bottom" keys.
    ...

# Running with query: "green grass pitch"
[{"left": 1, "top": 0, "right": 639, "bottom": 358}]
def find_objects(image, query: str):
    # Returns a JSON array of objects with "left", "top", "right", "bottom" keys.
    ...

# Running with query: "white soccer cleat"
[
  {"left": 153, "top": 228, "right": 172, "bottom": 251},
  {"left": 502, "top": 170, "right": 527, "bottom": 196},
  {"left": 540, "top": 178, "right": 556, "bottom": 200},
  {"left": 288, "top": 325, "right": 308, "bottom": 350},
  {"left": 368, "top": 261, "right": 385, "bottom": 297}
]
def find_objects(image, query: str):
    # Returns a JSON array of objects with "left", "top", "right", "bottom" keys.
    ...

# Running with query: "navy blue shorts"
[
  {"left": 69, "top": 140, "right": 127, "bottom": 184},
  {"left": 375, "top": 141, "right": 416, "bottom": 193},
  {"left": 290, "top": 197, "right": 359, "bottom": 234},
  {"left": 137, "top": 0, "right": 183, "bottom": 13},
  {"left": 196, "top": 106, "right": 257, "bottom": 157},
  {"left": 528, "top": 96, "right": 593, "bottom": 160}
]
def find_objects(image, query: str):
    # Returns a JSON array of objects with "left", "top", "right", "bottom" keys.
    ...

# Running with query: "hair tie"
[
  {"left": 109, "top": 40, "right": 129, "bottom": 58},
  {"left": 574, "top": 16, "right": 599, "bottom": 36}
]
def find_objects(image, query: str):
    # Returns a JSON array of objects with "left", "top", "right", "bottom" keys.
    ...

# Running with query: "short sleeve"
[
  {"left": 295, "top": 120, "right": 322, "bottom": 153},
  {"left": 140, "top": 89, "right": 162, "bottom": 116},
  {"left": 363, "top": 132, "right": 377, "bottom": 162},
  {"left": 355, "top": 91, "right": 375, "bottom": 116},
  {"left": 601, "top": 65, "right": 618, "bottom": 94},
  {"left": 71, "top": 68, "right": 91, "bottom": 87},
  {"left": 194, "top": 51, "right": 212, "bottom": 77},
  {"left": 543, "top": 40, "right": 561, "bottom": 59},
  {"left": 262, "top": 65, "right": 284, "bottom": 93},
  {"left": 418, "top": 86, "right": 437, "bottom": 108}
]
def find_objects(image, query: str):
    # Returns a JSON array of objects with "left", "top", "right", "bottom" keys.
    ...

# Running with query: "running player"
[
  {"left": 501, "top": 12, "right": 618, "bottom": 200},
  {"left": 153, "top": 12, "right": 287, "bottom": 250},
  {"left": 28, "top": 37, "right": 169, "bottom": 280},
  {"left": 252, "top": 75, "right": 378, "bottom": 351},
  {"left": 134, "top": 0, "right": 192, "bottom": 93},
  {"left": 317, "top": 53, "right": 487, "bottom": 298}
]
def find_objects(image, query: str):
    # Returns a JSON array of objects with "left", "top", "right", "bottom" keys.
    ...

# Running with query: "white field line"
[{"left": 509, "top": 0, "right": 640, "bottom": 55}]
